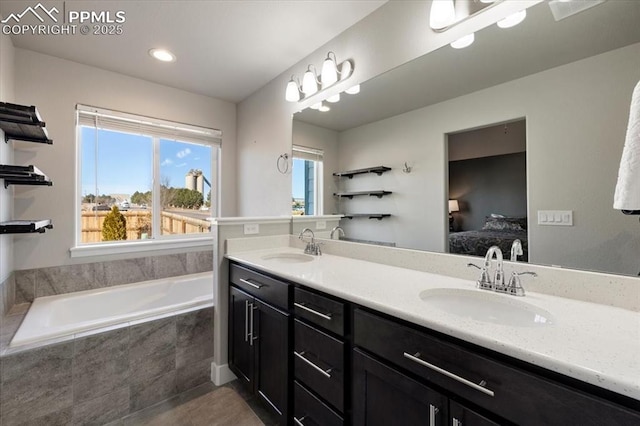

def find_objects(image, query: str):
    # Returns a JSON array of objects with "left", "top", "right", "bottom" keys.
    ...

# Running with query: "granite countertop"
[{"left": 226, "top": 246, "right": 640, "bottom": 401}]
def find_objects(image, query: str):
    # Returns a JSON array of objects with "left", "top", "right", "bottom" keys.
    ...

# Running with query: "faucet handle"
[
  {"left": 506, "top": 271, "right": 537, "bottom": 296},
  {"left": 467, "top": 263, "right": 493, "bottom": 290}
]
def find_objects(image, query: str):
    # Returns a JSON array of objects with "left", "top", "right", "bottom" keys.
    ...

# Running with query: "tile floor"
[{"left": 107, "top": 381, "right": 280, "bottom": 426}]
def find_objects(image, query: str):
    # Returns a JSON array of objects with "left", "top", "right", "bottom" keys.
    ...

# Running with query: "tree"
[
  {"left": 206, "top": 190, "right": 211, "bottom": 208},
  {"left": 131, "top": 190, "right": 152, "bottom": 205},
  {"left": 102, "top": 206, "right": 127, "bottom": 241},
  {"left": 83, "top": 194, "right": 96, "bottom": 203}
]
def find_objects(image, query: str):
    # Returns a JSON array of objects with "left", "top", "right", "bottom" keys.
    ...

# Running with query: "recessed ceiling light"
[{"left": 149, "top": 48, "right": 176, "bottom": 62}]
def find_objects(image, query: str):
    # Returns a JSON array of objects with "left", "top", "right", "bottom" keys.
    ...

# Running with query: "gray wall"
[
  {"left": 0, "top": 24, "right": 16, "bottom": 316},
  {"left": 12, "top": 49, "right": 236, "bottom": 270},
  {"left": 449, "top": 153, "right": 527, "bottom": 231}
]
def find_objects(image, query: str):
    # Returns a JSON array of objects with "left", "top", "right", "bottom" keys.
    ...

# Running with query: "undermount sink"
[
  {"left": 419, "top": 288, "right": 554, "bottom": 327},
  {"left": 260, "top": 252, "right": 315, "bottom": 263}
]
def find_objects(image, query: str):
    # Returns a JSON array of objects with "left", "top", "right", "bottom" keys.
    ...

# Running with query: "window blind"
[
  {"left": 292, "top": 145, "right": 324, "bottom": 162},
  {"left": 76, "top": 104, "right": 222, "bottom": 146}
]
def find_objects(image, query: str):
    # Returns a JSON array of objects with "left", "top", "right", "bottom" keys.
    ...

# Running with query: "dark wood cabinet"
[
  {"left": 229, "top": 282, "right": 290, "bottom": 424},
  {"left": 450, "top": 400, "right": 501, "bottom": 426}
]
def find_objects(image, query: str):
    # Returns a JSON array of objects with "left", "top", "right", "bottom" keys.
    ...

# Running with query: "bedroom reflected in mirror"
[{"left": 448, "top": 119, "right": 528, "bottom": 261}]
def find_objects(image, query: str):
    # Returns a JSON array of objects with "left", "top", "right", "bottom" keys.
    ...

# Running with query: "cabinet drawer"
[
  {"left": 294, "top": 381, "right": 343, "bottom": 426},
  {"left": 294, "top": 287, "right": 345, "bottom": 336},
  {"left": 294, "top": 319, "right": 344, "bottom": 412},
  {"left": 230, "top": 263, "right": 289, "bottom": 309},
  {"left": 354, "top": 308, "right": 640, "bottom": 426}
]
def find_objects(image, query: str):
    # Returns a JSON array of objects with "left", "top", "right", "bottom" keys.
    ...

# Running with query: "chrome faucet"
[
  {"left": 510, "top": 239, "right": 523, "bottom": 262},
  {"left": 468, "top": 246, "right": 505, "bottom": 291},
  {"left": 506, "top": 271, "right": 537, "bottom": 296},
  {"left": 330, "top": 226, "right": 345, "bottom": 240},
  {"left": 299, "top": 228, "right": 322, "bottom": 256}
]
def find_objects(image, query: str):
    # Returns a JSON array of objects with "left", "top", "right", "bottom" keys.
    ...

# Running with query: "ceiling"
[
  {"left": 0, "top": 0, "right": 386, "bottom": 103},
  {"left": 294, "top": 0, "right": 640, "bottom": 131}
]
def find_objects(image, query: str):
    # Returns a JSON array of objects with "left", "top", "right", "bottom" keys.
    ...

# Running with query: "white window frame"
[
  {"left": 292, "top": 145, "right": 324, "bottom": 216},
  {"left": 71, "top": 104, "right": 222, "bottom": 257}
]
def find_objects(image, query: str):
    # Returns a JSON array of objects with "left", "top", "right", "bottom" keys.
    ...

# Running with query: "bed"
[{"left": 449, "top": 216, "right": 528, "bottom": 261}]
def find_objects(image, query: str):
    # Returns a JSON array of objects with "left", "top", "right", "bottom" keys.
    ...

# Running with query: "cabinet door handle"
[
  {"left": 244, "top": 300, "right": 249, "bottom": 342},
  {"left": 429, "top": 404, "right": 439, "bottom": 426},
  {"left": 452, "top": 418, "right": 462, "bottom": 426},
  {"left": 293, "top": 416, "right": 306, "bottom": 426},
  {"left": 240, "top": 278, "right": 264, "bottom": 289},
  {"left": 294, "top": 351, "right": 332, "bottom": 378},
  {"left": 294, "top": 302, "right": 332, "bottom": 320},
  {"left": 403, "top": 352, "right": 494, "bottom": 397},
  {"left": 249, "top": 303, "right": 257, "bottom": 346}
]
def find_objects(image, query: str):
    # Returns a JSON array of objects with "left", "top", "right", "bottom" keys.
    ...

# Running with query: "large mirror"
[{"left": 292, "top": 0, "right": 640, "bottom": 276}]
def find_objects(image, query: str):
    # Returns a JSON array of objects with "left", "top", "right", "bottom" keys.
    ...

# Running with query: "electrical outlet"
[
  {"left": 244, "top": 223, "right": 259, "bottom": 235},
  {"left": 538, "top": 210, "right": 573, "bottom": 226},
  {"left": 316, "top": 221, "right": 327, "bottom": 230}
]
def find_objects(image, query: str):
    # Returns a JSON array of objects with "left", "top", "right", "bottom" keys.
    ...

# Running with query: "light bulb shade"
[
  {"left": 285, "top": 79, "right": 300, "bottom": 102},
  {"left": 430, "top": 0, "right": 456, "bottom": 30},
  {"left": 340, "top": 60, "right": 353, "bottom": 80},
  {"left": 450, "top": 33, "right": 475, "bottom": 49},
  {"left": 321, "top": 56, "right": 339, "bottom": 87},
  {"left": 345, "top": 84, "right": 360, "bottom": 95},
  {"left": 302, "top": 69, "right": 319, "bottom": 95},
  {"left": 448, "top": 199, "right": 460, "bottom": 213},
  {"left": 319, "top": 104, "right": 331, "bottom": 112},
  {"left": 480, "top": 0, "right": 494, "bottom": 3},
  {"left": 326, "top": 93, "right": 340, "bottom": 103},
  {"left": 497, "top": 9, "right": 527, "bottom": 28},
  {"left": 310, "top": 103, "right": 322, "bottom": 110}
]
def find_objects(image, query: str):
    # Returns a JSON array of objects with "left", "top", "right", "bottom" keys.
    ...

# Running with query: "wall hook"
[{"left": 402, "top": 162, "right": 412, "bottom": 173}]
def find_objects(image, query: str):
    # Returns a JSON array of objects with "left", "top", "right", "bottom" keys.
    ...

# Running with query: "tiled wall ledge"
[
  {"left": 0, "top": 306, "right": 214, "bottom": 426},
  {"left": 12, "top": 250, "right": 213, "bottom": 305}
]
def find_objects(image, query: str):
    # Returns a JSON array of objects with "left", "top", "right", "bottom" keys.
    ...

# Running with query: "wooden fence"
[{"left": 81, "top": 210, "right": 211, "bottom": 243}]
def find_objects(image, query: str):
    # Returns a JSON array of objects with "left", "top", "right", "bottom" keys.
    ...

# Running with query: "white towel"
[{"left": 614, "top": 80, "right": 640, "bottom": 211}]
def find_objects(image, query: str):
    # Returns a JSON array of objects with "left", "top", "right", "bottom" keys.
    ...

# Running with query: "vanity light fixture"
[
  {"left": 285, "top": 51, "right": 356, "bottom": 103},
  {"left": 450, "top": 32, "right": 475, "bottom": 49},
  {"left": 497, "top": 9, "right": 527, "bottom": 28},
  {"left": 429, "top": 0, "right": 456, "bottom": 30},
  {"left": 345, "top": 84, "right": 360, "bottom": 95},
  {"left": 318, "top": 103, "right": 331, "bottom": 112},
  {"left": 149, "top": 48, "right": 176, "bottom": 62}
]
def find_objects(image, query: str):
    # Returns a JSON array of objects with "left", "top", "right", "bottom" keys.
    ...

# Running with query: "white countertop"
[{"left": 226, "top": 246, "right": 640, "bottom": 401}]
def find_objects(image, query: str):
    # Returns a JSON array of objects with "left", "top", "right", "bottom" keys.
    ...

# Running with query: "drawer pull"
[
  {"left": 294, "top": 302, "right": 333, "bottom": 321},
  {"left": 240, "top": 278, "right": 264, "bottom": 289},
  {"left": 244, "top": 300, "right": 249, "bottom": 342},
  {"left": 294, "top": 351, "right": 332, "bottom": 378},
  {"left": 293, "top": 416, "right": 306, "bottom": 426},
  {"left": 403, "top": 352, "right": 495, "bottom": 397},
  {"left": 429, "top": 404, "right": 439, "bottom": 426}
]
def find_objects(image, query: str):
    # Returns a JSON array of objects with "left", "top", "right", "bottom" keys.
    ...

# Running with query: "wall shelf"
[
  {"left": 333, "top": 166, "right": 391, "bottom": 179},
  {"left": 341, "top": 213, "right": 391, "bottom": 221},
  {"left": 0, "top": 219, "right": 53, "bottom": 234},
  {"left": 0, "top": 102, "right": 53, "bottom": 144},
  {"left": 334, "top": 190, "right": 392, "bottom": 199},
  {"left": 0, "top": 164, "right": 53, "bottom": 188}
]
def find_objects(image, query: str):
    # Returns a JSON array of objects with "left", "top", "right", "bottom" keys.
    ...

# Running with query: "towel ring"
[{"left": 277, "top": 153, "right": 290, "bottom": 174}]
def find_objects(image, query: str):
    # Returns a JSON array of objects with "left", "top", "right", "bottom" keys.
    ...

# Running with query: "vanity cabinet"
[{"left": 229, "top": 265, "right": 291, "bottom": 424}]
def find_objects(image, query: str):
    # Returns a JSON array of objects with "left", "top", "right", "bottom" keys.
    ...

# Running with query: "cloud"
[
  {"left": 175, "top": 162, "right": 187, "bottom": 168},
  {"left": 161, "top": 158, "right": 173, "bottom": 167},
  {"left": 193, "top": 157, "right": 200, "bottom": 160},
  {"left": 176, "top": 148, "right": 191, "bottom": 159}
]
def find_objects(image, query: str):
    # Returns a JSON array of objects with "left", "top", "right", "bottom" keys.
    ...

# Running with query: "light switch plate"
[
  {"left": 316, "top": 221, "right": 327, "bottom": 230},
  {"left": 538, "top": 210, "right": 573, "bottom": 226},
  {"left": 244, "top": 223, "right": 259, "bottom": 234}
]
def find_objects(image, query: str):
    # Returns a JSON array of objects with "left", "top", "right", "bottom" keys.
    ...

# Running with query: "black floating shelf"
[
  {"left": 0, "top": 164, "right": 53, "bottom": 188},
  {"left": 333, "top": 166, "right": 391, "bottom": 179},
  {"left": 0, "top": 219, "right": 53, "bottom": 234},
  {"left": 334, "top": 190, "right": 392, "bottom": 199},
  {"left": 341, "top": 213, "right": 391, "bottom": 221},
  {"left": 0, "top": 102, "right": 53, "bottom": 144}
]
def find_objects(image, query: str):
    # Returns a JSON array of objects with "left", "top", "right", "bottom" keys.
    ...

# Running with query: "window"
[
  {"left": 292, "top": 145, "right": 323, "bottom": 215},
  {"left": 76, "top": 105, "right": 221, "bottom": 247}
]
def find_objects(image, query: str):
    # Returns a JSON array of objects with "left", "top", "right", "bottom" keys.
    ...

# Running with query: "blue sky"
[
  {"left": 81, "top": 127, "right": 212, "bottom": 198},
  {"left": 292, "top": 158, "right": 306, "bottom": 199}
]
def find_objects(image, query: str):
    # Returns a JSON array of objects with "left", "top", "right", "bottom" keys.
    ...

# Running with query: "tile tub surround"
[
  {"left": 0, "top": 307, "right": 214, "bottom": 426},
  {"left": 225, "top": 242, "right": 640, "bottom": 401},
  {"left": 13, "top": 250, "right": 213, "bottom": 305},
  {"left": 1, "top": 272, "right": 16, "bottom": 318}
]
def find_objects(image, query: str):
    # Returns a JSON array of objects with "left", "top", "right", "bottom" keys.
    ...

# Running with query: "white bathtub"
[{"left": 10, "top": 271, "right": 213, "bottom": 348}]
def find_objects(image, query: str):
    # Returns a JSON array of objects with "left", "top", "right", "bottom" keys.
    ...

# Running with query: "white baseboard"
[{"left": 211, "top": 362, "right": 237, "bottom": 386}]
